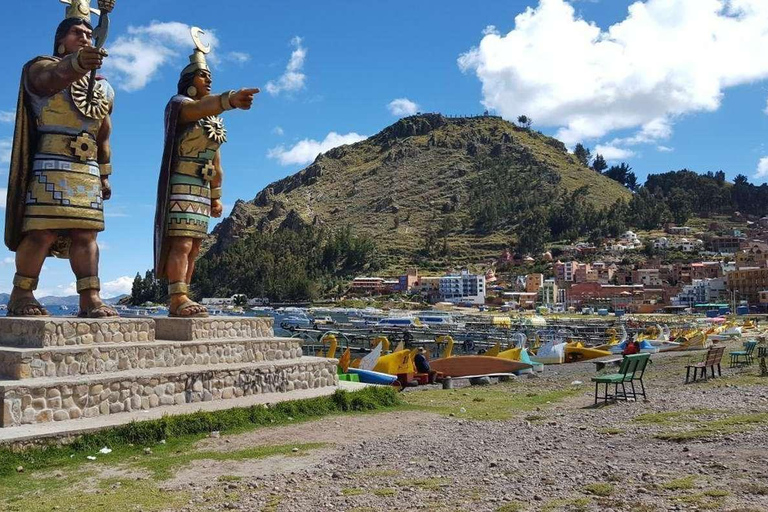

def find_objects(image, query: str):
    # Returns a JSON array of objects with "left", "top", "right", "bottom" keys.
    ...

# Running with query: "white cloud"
[
  {"left": 97, "top": 241, "right": 109, "bottom": 251},
  {"left": 268, "top": 132, "right": 367, "bottom": 166},
  {"left": 764, "top": 98, "right": 768, "bottom": 115},
  {"left": 458, "top": 0, "right": 768, "bottom": 147},
  {"left": 103, "top": 21, "right": 246, "bottom": 92},
  {"left": 594, "top": 144, "right": 635, "bottom": 161},
  {"left": 224, "top": 51, "right": 250, "bottom": 64},
  {"left": 0, "top": 111, "right": 14, "bottom": 123},
  {"left": 2, "top": 257, "right": 13, "bottom": 265},
  {"left": 272, "top": 126, "right": 285, "bottom": 136},
  {"left": 265, "top": 37, "right": 307, "bottom": 96},
  {"left": 387, "top": 98, "right": 420, "bottom": 117},
  {"left": 656, "top": 145, "right": 674, "bottom": 153},
  {"left": 755, "top": 157, "right": 768, "bottom": 180},
  {"left": 0, "top": 188, "right": 6, "bottom": 209},
  {"left": 103, "top": 276, "right": 134, "bottom": 297},
  {"left": 1, "top": 139, "right": 11, "bottom": 164}
]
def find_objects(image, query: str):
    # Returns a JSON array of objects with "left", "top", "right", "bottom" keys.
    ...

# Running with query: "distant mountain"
[
  {"left": 205, "top": 113, "right": 631, "bottom": 268},
  {"left": 0, "top": 293, "right": 128, "bottom": 306}
]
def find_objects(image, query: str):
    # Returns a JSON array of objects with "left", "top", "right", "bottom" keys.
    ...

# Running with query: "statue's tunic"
[
  {"left": 22, "top": 64, "right": 114, "bottom": 233},
  {"left": 167, "top": 101, "right": 226, "bottom": 239}
]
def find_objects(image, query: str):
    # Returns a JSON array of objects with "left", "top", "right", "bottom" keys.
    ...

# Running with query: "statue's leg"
[
  {"left": 167, "top": 236, "right": 207, "bottom": 317},
  {"left": 185, "top": 238, "right": 203, "bottom": 283},
  {"left": 69, "top": 229, "right": 118, "bottom": 317},
  {"left": 8, "top": 230, "right": 57, "bottom": 315}
]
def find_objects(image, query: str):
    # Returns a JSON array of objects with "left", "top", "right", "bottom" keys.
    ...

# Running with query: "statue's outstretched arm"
[
  {"left": 27, "top": 47, "right": 107, "bottom": 97},
  {"left": 97, "top": 113, "right": 113, "bottom": 200},
  {"left": 179, "top": 88, "right": 260, "bottom": 124}
]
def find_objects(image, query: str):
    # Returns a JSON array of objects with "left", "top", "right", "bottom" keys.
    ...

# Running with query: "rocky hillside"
[{"left": 207, "top": 114, "right": 632, "bottom": 269}]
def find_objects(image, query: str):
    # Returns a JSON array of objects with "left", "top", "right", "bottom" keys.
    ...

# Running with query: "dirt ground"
[{"left": 5, "top": 339, "right": 768, "bottom": 512}]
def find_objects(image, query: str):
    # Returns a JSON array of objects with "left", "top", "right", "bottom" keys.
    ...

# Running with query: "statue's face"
[
  {"left": 60, "top": 23, "right": 93, "bottom": 55},
  {"left": 193, "top": 70, "right": 212, "bottom": 99}
]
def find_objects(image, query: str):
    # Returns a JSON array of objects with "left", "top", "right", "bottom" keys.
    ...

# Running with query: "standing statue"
[
  {"left": 154, "top": 28, "right": 259, "bottom": 318},
  {"left": 4, "top": 0, "right": 118, "bottom": 318}
]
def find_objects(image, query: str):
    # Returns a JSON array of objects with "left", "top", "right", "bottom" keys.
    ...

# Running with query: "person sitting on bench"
[
  {"left": 414, "top": 348, "right": 437, "bottom": 384},
  {"left": 623, "top": 338, "right": 641, "bottom": 356}
]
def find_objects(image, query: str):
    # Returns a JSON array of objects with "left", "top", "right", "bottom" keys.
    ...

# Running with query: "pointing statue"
[
  {"left": 154, "top": 28, "right": 259, "bottom": 318},
  {"left": 4, "top": 0, "right": 118, "bottom": 318}
]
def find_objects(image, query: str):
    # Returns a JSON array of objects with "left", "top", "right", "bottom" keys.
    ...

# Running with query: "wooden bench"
[
  {"left": 685, "top": 346, "right": 724, "bottom": 383},
  {"left": 591, "top": 353, "right": 651, "bottom": 405}
]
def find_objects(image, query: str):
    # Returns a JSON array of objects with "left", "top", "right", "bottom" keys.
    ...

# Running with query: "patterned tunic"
[
  {"left": 22, "top": 67, "right": 114, "bottom": 233},
  {"left": 167, "top": 104, "right": 226, "bottom": 239}
]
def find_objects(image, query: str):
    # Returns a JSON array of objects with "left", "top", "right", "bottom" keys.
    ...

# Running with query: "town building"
[
  {"left": 439, "top": 271, "right": 486, "bottom": 305},
  {"left": 350, "top": 277, "right": 386, "bottom": 294},
  {"left": 727, "top": 267, "right": 768, "bottom": 305},
  {"left": 538, "top": 279, "right": 559, "bottom": 307},
  {"left": 736, "top": 245, "right": 768, "bottom": 269},
  {"left": 672, "top": 278, "right": 728, "bottom": 308},
  {"left": 707, "top": 235, "right": 744, "bottom": 254},
  {"left": 632, "top": 269, "right": 662, "bottom": 286},
  {"left": 525, "top": 273, "right": 544, "bottom": 294},
  {"left": 397, "top": 268, "right": 420, "bottom": 292}
]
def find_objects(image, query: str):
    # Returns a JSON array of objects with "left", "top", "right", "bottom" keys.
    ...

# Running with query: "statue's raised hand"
[{"left": 230, "top": 88, "right": 260, "bottom": 110}]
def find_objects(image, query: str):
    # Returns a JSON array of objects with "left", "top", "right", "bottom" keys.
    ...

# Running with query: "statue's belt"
[
  {"left": 38, "top": 132, "right": 98, "bottom": 163},
  {"left": 174, "top": 157, "right": 218, "bottom": 183}
]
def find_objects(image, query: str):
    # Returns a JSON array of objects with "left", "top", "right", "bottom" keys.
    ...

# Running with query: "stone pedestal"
[{"left": 0, "top": 316, "right": 337, "bottom": 429}]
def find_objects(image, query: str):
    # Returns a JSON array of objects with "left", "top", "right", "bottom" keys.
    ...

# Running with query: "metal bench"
[{"left": 591, "top": 353, "right": 651, "bottom": 405}]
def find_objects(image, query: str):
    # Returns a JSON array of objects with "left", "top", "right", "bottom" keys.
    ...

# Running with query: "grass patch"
[
  {"left": 655, "top": 412, "right": 768, "bottom": 441},
  {"left": 399, "top": 478, "right": 450, "bottom": 491},
  {"left": 362, "top": 469, "right": 400, "bottom": 478},
  {"left": 583, "top": 483, "right": 614, "bottom": 497},
  {"left": 0, "top": 387, "right": 400, "bottom": 479},
  {"left": 403, "top": 382, "right": 580, "bottom": 420},
  {"left": 675, "top": 490, "right": 729, "bottom": 510},
  {"left": 597, "top": 428, "right": 624, "bottom": 435},
  {"left": 541, "top": 497, "right": 591, "bottom": 511},
  {"left": 1, "top": 475, "right": 190, "bottom": 512},
  {"left": 743, "top": 483, "right": 768, "bottom": 495},
  {"left": 342, "top": 487, "right": 366, "bottom": 496},
  {"left": 662, "top": 475, "right": 697, "bottom": 491},
  {"left": 373, "top": 488, "right": 397, "bottom": 497},
  {"left": 137, "top": 442, "right": 324, "bottom": 480},
  {"left": 217, "top": 475, "right": 243, "bottom": 483},
  {"left": 497, "top": 502, "right": 525, "bottom": 512}
]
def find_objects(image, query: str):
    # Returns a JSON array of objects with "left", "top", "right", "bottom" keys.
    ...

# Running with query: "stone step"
[
  {"left": 153, "top": 317, "right": 273, "bottom": 341},
  {"left": 0, "top": 337, "right": 303, "bottom": 380},
  {"left": 1, "top": 358, "right": 338, "bottom": 427},
  {"left": 0, "top": 318, "right": 155, "bottom": 348}
]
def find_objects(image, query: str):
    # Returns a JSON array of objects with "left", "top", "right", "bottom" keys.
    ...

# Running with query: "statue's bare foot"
[
  {"left": 7, "top": 289, "right": 49, "bottom": 317},
  {"left": 170, "top": 295, "right": 208, "bottom": 318}
]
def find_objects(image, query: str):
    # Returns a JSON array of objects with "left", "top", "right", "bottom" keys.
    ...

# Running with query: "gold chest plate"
[{"left": 178, "top": 116, "right": 227, "bottom": 159}]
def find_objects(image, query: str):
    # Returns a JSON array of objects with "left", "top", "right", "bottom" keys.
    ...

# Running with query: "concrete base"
[
  {"left": 0, "top": 316, "right": 338, "bottom": 434},
  {"left": 0, "top": 381, "right": 368, "bottom": 447}
]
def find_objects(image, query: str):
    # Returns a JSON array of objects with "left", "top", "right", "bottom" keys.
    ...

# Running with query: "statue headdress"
[
  {"left": 181, "top": 27, "right": 211, "bottom": 78},
  {"left": 59, "top": 0, "right": 101, "bottom": 24}
]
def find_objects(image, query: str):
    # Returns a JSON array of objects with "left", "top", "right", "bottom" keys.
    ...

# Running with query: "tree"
[
  {"left": 517, "top": 115, "right": 532, "bottom": 129},
  {"left": 605, "top": 163, "right": 635, "bottom": 189},
  {"left": 625, "top": 172, "right": 639, "bottom": 191},
  {"left": 573, "top": 144, "right": 591, "bottom": 167},
  {"left": 591, "top": 154, "right": 608, "bottom": 173}
]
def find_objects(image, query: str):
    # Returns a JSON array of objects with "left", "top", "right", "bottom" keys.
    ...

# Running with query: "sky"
[{"left": 2, "top": 0, "right": 768, "bottom": 297}]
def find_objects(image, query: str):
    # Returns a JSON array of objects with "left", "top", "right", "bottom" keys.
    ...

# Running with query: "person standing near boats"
[{"left": 153, "top": 28, "right": 259, "bottom": 318}]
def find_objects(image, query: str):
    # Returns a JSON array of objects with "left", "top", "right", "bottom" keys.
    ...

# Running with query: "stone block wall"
[
  {"left": 0, "top": 318, "right": 155, "bottom": 348},
  {"left": 0, "top": 339, "right": 303, "bottom": 380},
  {"left": 1, "top": 359, "right": 338, "bottom": 427},
  {"left": 154, "top": 317, "right": 274, "bottom": 341}
]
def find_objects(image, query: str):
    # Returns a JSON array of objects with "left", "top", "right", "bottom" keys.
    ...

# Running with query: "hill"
[{"left": 207, "top": 114, "right": 631, "bottom": 269}]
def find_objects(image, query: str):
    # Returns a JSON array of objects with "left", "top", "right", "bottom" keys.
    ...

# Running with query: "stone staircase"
[{"left": 0, "top": 317, "right": 338, "bottom": 428}]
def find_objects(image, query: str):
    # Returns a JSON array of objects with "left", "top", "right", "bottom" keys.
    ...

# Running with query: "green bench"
[
  {"left": 729, "top": 340, "right": 757, "bottom": 368},
  {"left": 591, "top": 353, "right": 651, "bottom": 405}
]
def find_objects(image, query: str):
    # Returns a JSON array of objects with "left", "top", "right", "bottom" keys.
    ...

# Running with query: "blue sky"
[{"left": 2, "top": 0, "right": 768, "bottom": 297}]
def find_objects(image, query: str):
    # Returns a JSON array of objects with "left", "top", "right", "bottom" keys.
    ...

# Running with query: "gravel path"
[{"left": 133, "top": 342, "right": 768, "bottom": 511}]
